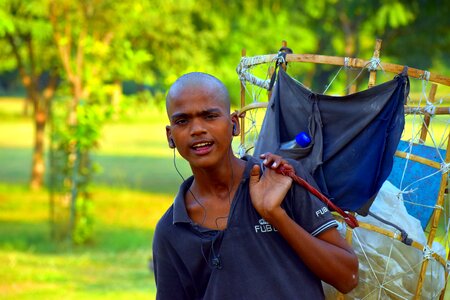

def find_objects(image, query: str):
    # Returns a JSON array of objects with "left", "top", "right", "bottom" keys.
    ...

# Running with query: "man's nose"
[{"left": 190, "top": 119, "right": 207, "bottom": 136}]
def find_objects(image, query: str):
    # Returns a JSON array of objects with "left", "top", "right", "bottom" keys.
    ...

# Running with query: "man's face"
[{"left": 166, "top": 83, "right": 234, "bottom": 169}]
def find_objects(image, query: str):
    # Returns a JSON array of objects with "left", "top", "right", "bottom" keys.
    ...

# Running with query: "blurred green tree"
[
  {"left": 47, "top": 0, "right": 155, "bottom": 243},
  {"left": 0, "top": 0, "right": 59, "bottom": 189}
]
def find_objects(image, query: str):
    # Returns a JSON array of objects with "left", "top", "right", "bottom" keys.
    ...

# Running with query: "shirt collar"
[
  {"left": 172, "top": 155, "right": 258, "bottom": 225},
  {"left": 173, "top": 176, "right": 194, "bottom": 224}
]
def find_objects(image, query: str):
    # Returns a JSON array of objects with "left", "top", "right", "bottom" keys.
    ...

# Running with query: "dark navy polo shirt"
[{"left": 153, "top": 156, "right": 338, "bottom": 299}]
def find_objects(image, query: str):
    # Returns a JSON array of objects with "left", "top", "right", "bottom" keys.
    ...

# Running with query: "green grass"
[
  {"left": 0, "top": 183, "right": 173, "bottom": 299},
  {"left": 0, "top": 98, "right": 181, "bottom": 299}
]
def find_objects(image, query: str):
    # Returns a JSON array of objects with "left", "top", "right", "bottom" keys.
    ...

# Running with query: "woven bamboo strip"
[
  {"left": 238, "top": 102, "right": 268, "bottom": 117},
  {"left": 405, "top": 106, "right": 450, "bottom": 115},
  {"left": 368, "top": 39, "right": 382, "bottom": 88},
  {"left": 394, "top": 151, "right": 442, "bottom": 169},
  {"left": 238, "top": 54, "right": 450, "bottom": 86},
  {"left": 419, "top": 84, "right": 438, "bottom": 143},
  {"left": 240, "top": 48, "right": 247, "bottom": 147},
  {"left": 238, "top": 100, "right": 450, "bottom": 117},
  {"left": 416, "top": 135, "right": 450, "bottom": 299}
]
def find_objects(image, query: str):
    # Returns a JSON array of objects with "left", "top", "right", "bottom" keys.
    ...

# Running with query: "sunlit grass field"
[
  {"left": 0, "top": 97, "right": 191, "bottom": 299},
  {"left": 0, "top": 94, "right": 449, "bottom": 299}
]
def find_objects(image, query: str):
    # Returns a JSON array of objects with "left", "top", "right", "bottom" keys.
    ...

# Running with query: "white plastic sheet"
[{"left": 324, "top": 181, "right": 446, "bottom": 299}]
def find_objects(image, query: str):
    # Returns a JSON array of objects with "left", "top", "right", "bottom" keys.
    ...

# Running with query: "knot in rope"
[
  {"left": 275, "top": 52, "right": 287, "bottom": 65},
  {"left": 344, "top": 57, "right": 350, "bottom": 68},
  {"left": 435, "top": 204, "right": 444, "bottom": 211},
  {"left": 423, "top": 245, "right": 433, "bottom": 260},
  {"left": 440, "top": 162, "right": 450, "bottom": 174},
  {"left": 424, "top": 102, "right": 436, "bottom": 115},
  {"left": 237, "top": 145, "right": 246, "bottom": 158},
  {"left": 367, "top": 57, "right": 383, "bottom": 72},
  {"left": 275, "top": 165, "right": 359, "bottom": 228},
  {"left": 420, "top": 70, "right": 431, "bottom": 81}
]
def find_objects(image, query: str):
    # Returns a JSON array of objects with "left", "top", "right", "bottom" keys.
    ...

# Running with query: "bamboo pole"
[
  {"left": 237, "top": 98, "right": 450, "bottom": 118},
  {"left": 440, "top": 180, "right": 450, "bottom": 300},
  {"left": 394, "top": 150, "right": 442, "bottom": 169},
  {"left": 368, "top": 39, "right": 382, "bottom": 88},
  {"left": 419, "top": 84, "right": 438, "bottom": 143},
  {"left": 404, "top": 106, "right": 450, "bottom": 115},
  {"left": 238, "top": 53, "right": 450, "bottom": 86},
  {"left": 239, "top": 48, "right": 247, "bottom": 149},
  {"left": 414, "top": 133, "right": 450, "bottom": 299},
  {"left": 238, "top": 102, "right": 268, "bottom": 117}
]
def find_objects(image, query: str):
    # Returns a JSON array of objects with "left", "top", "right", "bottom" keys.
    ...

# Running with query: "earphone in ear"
[
  {"left": 232, "top": 124, "right": 237, "bottom": 135},
  {"left": 169, "top": 138, "right": 176, "bottom": 149}
]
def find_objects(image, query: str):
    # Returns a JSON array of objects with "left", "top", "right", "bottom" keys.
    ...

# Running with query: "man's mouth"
[
  {"left": 192, "top": 142, "right": 212, "bottom": 148},
  {"left": 191, "top": 141, "right": 213, "bottom": 154}
]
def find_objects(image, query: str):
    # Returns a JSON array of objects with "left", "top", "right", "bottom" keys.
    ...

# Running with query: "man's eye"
[
  {"left": 175, "top": 119, "right": 187, "bottom": 125},
  {"left": 205, "top": 114, "right": 218, "bottom": 120}
]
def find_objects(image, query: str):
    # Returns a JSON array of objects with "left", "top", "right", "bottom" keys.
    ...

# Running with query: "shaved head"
[{"left": 166, "top": 72, "right": 231, "bottom": 112}]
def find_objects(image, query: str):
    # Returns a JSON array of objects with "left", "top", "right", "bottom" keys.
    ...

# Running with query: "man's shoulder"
[{"left": 154, "top": 204, "right": 175, "bottom": 236}]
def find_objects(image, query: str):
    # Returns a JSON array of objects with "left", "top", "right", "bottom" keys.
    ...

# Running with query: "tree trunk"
[
  {"left": 30, "top": 74, "right": 58, "bottom": 190},
  {"left": 30, "top": 106, "right": 46, "bottom": 189}
]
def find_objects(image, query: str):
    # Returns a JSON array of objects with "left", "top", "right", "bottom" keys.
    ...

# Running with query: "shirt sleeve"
[{"left": 283, "top": 160, "right": 338, "bottom": 236}]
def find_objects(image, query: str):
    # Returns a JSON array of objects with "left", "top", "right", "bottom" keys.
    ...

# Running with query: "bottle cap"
[{"left": 295, "top": 131, "right": 311, "bottom": 148}]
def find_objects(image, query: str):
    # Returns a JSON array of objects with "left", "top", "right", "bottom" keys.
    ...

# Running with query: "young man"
[{"left": 153, "top": 72, "right": 358, "bottom": 299}]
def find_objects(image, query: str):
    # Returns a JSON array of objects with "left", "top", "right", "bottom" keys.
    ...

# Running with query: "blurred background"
[{"left": 0, "top": 0, "right": 449, "bottom": 299}]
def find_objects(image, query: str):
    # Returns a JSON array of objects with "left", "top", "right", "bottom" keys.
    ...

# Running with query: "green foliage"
[
  {"left": 49, "top": 95, "right": 111, "bottom": 244},
  {"left": 0, "top": 0, "right": 56, "bottom": 73},
  {"left": 0, "top": 9, "right": 14, "bottom": 35},
  {"left": 375, "top": 2, "right": 415, "bottom": 30}
]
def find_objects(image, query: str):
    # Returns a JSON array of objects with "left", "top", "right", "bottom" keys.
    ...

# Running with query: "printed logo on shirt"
[
  {"left": 316, "top": 206, "right": 329, "bottom": 217},
  {"left": 254, "top": 218, "right": 278, "bottom": 233}
]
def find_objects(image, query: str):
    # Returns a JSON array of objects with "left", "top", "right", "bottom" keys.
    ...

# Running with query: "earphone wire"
[
  {"left": 214, "top": 149, "right": 234, "bottom": 229},
  {"left": 172, "top": 148, "right": 215, "bottom": 268},
  {"left": 172, "top": 148, "right": 207, "bottom": 226},
  {"left": 171, "top": 145, "right": 236, "bottom": 270}
]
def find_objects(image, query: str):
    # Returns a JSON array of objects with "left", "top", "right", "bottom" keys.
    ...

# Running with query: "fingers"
[
  {"left": 260, "top": 152, "right": 288, "bottom": 170},
  {"left": 249, "top": 164, "right": 261, "bottom": 186}
]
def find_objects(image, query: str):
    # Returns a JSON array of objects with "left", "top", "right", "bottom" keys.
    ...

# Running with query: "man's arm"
[{"left": 249, "top": 158, "right": 358, "bottom": 293}]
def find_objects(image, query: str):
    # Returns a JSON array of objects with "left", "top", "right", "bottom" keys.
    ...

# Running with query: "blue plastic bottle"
[{"left": 280, "top": 131, "right": 311, "bottom": 149}]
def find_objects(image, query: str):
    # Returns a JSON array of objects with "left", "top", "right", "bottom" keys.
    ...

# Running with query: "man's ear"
[
  {"left": 166, "top": 126, "right": 176, "bottom": 148},
  {"left": 230, "top": 112, "right": 240, "bottom": 136}
]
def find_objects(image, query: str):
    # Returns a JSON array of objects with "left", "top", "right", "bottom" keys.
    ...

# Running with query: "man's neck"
[{"left": 190, "top": 155, "right": 245, "bottom": 199}]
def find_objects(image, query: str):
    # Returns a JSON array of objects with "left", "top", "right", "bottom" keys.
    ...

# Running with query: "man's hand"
[{"left": 249, "top": 153, "right": 293, "bottom": 222}]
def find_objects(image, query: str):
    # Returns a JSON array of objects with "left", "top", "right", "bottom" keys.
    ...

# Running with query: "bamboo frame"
[
  {"left": 237, "top": 53, "right": 450, "bottom": 87},
  {"left": 420, "top": 84, "right": 438, "bottom": 144},
  {"left": 367, "top": 39, "right": 382, "bottom": 88},
  {"left": 416, "top": 135, "right": 450, "bottom": 299},
  {"left": 239, "top": 48, "right": 247, "bottom": 148},
  {"left": 238, "top": 40, "right": 450, "bottom": 299}
]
